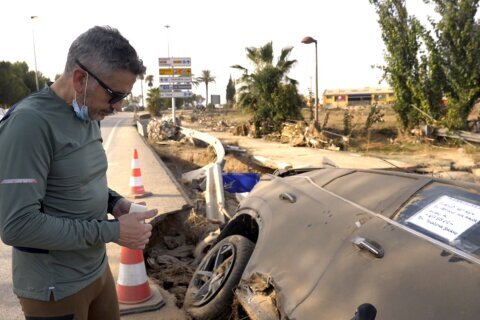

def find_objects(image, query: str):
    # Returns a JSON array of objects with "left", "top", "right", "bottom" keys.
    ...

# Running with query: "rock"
[{"left": 290, "top": 135, "right": 306, "bottom": 147}]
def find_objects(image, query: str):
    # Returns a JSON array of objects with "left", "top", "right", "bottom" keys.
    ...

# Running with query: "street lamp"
[
  {"left": 302, "top": 36, "right": 318, "bottom": 126},
  {"left": 164, "top": 25, "right": 176, "bottom": 121},
  {"left": 30, "top": 16, "right": 39, "bottom": 91}
]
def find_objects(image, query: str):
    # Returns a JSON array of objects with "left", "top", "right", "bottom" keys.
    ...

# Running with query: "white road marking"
[{"left": 103, "top": 119, "right": 123, "bottom": 154}]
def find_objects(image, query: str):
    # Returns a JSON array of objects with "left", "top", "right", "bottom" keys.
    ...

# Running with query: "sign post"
[{"left": 158, "top": 57, "right": 192, "bottom": 121}]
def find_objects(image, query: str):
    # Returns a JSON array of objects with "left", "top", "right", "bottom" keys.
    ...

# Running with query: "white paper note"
[{"left": 407, "top": 195, "right": 480, "bottom": 242}]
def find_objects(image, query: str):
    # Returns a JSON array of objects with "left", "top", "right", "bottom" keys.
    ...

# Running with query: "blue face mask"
[
  {"left": 73, "top": 74, "right": 90, "bottom": 121},
  {"left": 72, "top": 99, "right": 89, "bottom": 121}
]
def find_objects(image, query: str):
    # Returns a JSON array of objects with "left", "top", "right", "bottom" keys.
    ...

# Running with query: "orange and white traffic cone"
[
  {"left": 116, "top": 247, "right": 152, "bottom": 304},
  {"left": 130, "top": 149, "right": 152, "bottom": 198}
]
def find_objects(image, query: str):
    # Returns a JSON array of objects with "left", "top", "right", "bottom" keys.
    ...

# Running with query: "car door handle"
[
  {"left": 279, "top": 192, "right": 296, "bottom": 203},
  {"left": 353, "top": 237, "right": 384, "bottom": 258}
]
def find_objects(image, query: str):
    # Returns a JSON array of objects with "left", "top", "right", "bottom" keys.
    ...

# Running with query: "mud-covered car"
[{"left": 183, "top": 167, "right": 480, "bottom": 320}]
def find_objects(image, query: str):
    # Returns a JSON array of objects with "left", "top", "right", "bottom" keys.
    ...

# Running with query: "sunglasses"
[{"left": 75, "top": 59, "right": 130, "bottom": 104}]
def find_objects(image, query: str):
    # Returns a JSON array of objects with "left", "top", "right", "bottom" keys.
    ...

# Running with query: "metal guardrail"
[
  {"left": 138, "top": 120, "right": 228, "bottom": 222},
  {"left": 178, "top": 127, "right": 229, "bottom": 223},
  {"left": 179, "top": 127, "right": 225, "bottom": 182}
]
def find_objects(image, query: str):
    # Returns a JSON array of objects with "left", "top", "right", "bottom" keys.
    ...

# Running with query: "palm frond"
[{"left": 231, "top": 64, "right": 248, "bottom": 73}]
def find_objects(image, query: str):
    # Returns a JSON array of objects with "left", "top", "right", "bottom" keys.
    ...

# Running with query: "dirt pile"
[{"left": 146, "top": 210, "right": 220, "bottom": 308}]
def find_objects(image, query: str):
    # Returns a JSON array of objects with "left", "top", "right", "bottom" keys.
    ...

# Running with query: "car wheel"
[{"left": 184, "top": 235, "right": 255, "bottom": 320}]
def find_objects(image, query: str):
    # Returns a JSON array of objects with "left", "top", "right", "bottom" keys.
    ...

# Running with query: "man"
[{"left": 0, "top": 26, "right": 156, "bottom": 319}]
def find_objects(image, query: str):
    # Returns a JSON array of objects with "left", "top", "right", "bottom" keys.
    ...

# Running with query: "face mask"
[{"left": 72, "top": 74, "right": 90, "bottom": 121}]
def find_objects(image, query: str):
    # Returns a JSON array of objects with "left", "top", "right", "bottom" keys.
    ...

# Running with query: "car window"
[
  {"left": 323, "top": 171, "right": 429, "bottom": 217},
  {"left": 394, "top": 182, "right": 480, "bottom": 258}
]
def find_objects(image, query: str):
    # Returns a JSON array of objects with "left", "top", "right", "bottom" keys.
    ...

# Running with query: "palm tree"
[
  {"left": 139, "top": 74, "right": 145, "bottom": 108},
  {"left": 231, "top": 41, "right": 302, "bottom": 132},
  {"left": 195, "top": 70, "right": 216, "bottom": 106},
  {"left": 145, "top": 75, "right": 154, "bottom": 88},
  {"left": 146, "top": 87, "right": 162, "bottom": 116}
]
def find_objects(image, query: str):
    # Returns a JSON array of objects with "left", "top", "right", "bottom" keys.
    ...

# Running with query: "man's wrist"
[{"left": 108, "top": 195, "right": 123, "bottom": 214}]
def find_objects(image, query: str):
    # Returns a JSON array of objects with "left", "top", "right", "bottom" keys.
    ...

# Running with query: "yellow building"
[{"left": 323, "top": 87, "right": 395, "bottom": 108}]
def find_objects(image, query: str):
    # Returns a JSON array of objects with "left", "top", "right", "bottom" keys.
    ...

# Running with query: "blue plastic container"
[{"left": 222, "top": 173, "right": 260, "bottom": 193}]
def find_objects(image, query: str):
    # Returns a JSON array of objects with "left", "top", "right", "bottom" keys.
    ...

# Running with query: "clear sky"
[{"left": 0, "top": 0, "right": 433, "bottom": 104}]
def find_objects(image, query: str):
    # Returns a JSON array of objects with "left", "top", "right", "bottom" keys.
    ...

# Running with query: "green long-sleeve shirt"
[{"left": 0, "top": 87, "right": 120, "bottom": 301}]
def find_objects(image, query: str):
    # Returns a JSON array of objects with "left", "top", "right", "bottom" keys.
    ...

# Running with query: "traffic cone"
[
  {"left": 130, "top": 149, "right": 152, "bottom": 198},
  {"left": 116, "top": 247, "right": 152, "bottom": 304}
]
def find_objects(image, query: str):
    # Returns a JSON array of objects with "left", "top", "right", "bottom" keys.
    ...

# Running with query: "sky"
[{"left": 0, "top": 0, "right": 433, "bottom": 104}]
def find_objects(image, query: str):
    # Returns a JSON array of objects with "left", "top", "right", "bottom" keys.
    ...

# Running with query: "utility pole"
[
  {"left": 302, "top": 36, "right": 319, "bottom": 127},
  {"left": 164, "top": 25, "right": 175, "bottom": 121},
  {"left": 30, "top": 16, "right": 39, "bottom": 91}
]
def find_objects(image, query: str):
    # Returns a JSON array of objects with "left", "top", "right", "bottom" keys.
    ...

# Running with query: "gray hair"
[{"left": 64, "top": 26, "right": 146, "bottom": 77}]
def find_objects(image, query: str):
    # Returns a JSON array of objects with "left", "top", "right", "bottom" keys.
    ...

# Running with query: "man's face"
[{"left": 85, "top": 69, "right": 137, "bottom": 121}]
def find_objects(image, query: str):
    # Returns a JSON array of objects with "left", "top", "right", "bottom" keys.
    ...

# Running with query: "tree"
[
  {"left": 226, "top": 75, "right": 236, "bottom": 105},
  {"left": 431, "top": 0, "right": 480, "bottom": 128},
  {"left": 138, "top": 74, "right": 145, "bottom": 108},
  {"left": 370, "top": 0, "right": 442, "bottom": 130},
  {"left": 145, "top": 75, "right": 154, "bottom": 88},
  {"left": 370, "top": 0, "right": 480, "bottom": 130},
  {"left": 0, "top": 61, "right": 50, "bottom": 107},
  {"left": 231, "top": 42, "right": 302, "bottom": 133},
  {"left": 0, "top": 62, "right": 29, "bottom": 107},
  {"left": 146, "top": 87, "right": 163, "bottom": 116},
  {"left": 195, "top": 70, "right": 216, "bottom": 106}
]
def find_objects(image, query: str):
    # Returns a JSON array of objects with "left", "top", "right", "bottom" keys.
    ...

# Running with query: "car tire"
[{"left": 184, "top": 235, "right": 255, "bottom": 320}]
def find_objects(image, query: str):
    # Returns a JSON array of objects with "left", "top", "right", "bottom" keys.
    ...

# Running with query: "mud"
[{"left": 146, "top": 137, "right": 268, "bottom": 310}]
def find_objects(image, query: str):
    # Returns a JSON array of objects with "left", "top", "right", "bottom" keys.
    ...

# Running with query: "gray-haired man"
[{"left": 0, "top": 26, "right": 156, "bottom": 319}]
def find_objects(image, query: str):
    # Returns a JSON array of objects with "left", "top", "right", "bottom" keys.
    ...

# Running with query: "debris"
[
  {"left": 164, "top": 235, "right": 185, "bottom": 250},
  {"left": 147, "top": 116, "right": 181, "bottom": 141},
  {"left": 252, "top": 155, "right": 292, "bottom": 170},
  {"left": 235, "top": 272, "right": 281, "bottom": 320},
  {"left": 225, "top": 145, "right": 247, "bottom": 153},
  {"left": 435, "top": 128, "right": 480, "bottom": 143}
]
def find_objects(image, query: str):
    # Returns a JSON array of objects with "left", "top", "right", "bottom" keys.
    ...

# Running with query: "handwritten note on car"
[{"left": 406, "top": 195, "right": 480, "bottom": 242}]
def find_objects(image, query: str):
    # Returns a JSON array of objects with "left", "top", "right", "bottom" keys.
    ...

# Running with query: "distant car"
[
  {"left": 195, "top": 104, "right": 205, "bottom": 111},
  {"left": 184, "top": 167, "right": 480, "bottom": 320},
  {"left": 121, "top": 105, "right": 138, "bottom": 112}
]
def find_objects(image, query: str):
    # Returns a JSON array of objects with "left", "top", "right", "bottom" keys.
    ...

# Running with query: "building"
[{"left": 323, "top": 87, "right": 395, "bottom": 108}]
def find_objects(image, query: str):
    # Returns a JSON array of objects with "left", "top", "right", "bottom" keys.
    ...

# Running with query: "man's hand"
[
  {"left": 112, "top": 198, "right": 133, "bottom": 218},
  {"left": 116, "top": 209, "right": 157, "bottom": 250}
]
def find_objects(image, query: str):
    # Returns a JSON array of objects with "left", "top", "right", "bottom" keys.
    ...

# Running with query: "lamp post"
[
  {"left": 140, "top": 75, "right": 145, "bottom": 108},
  {"left": 164, "top": 25, "right": 176, "bottom": 121},
  {"left": 301, "top": 36, "right": 318, "bottom": 126},
  {"left": 30, "top": 16, "right": 39, "bottom": 91}
]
